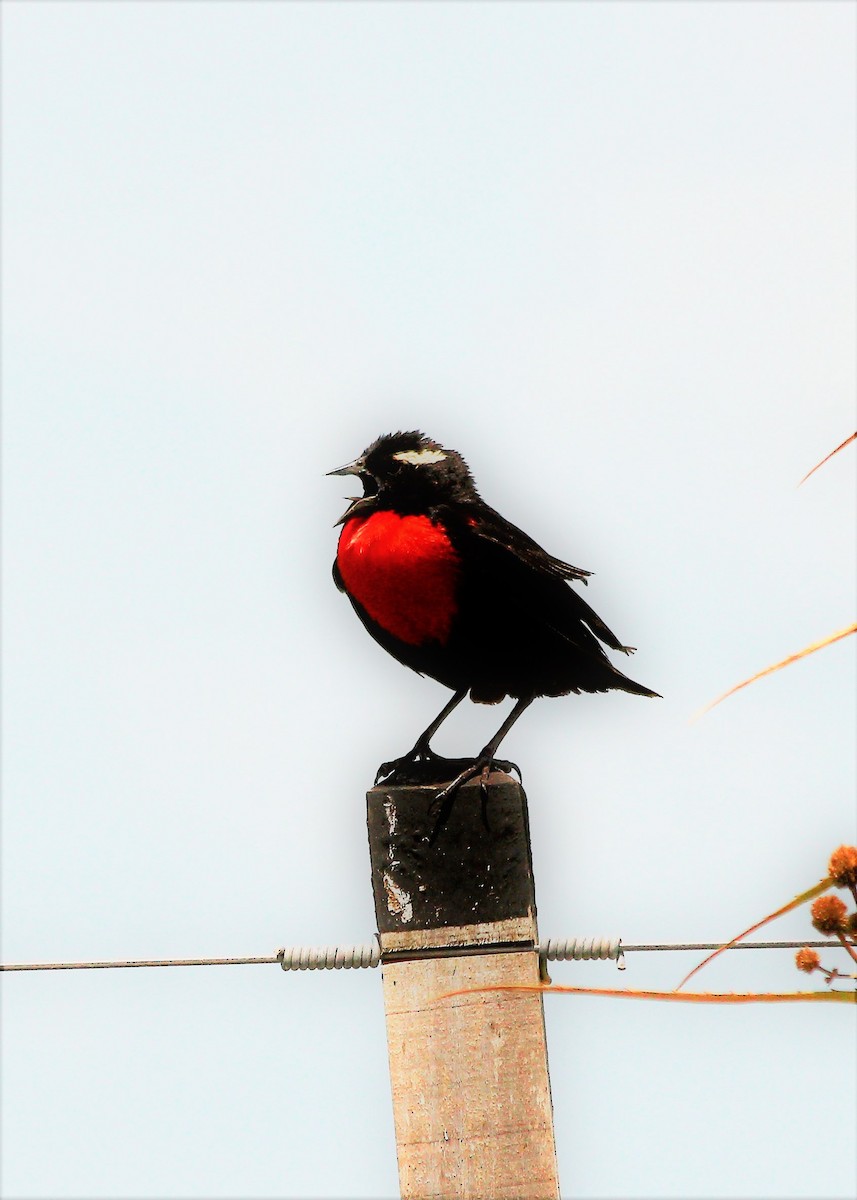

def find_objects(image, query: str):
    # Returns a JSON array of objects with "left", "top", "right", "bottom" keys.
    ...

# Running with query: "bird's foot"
[
  {"left": 375, "top": 745, "right": 477, "bottom": 787},
  {"left": 425, "top": 753, "right": 522, "bottom": 845},
  {"left": 483, "top": 757, "right": 522, "bottom": 783}
]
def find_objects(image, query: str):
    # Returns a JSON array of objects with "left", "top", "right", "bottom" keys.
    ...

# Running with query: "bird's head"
[{"left": 328, "top": 431, "right": 476, "bottom": 524}]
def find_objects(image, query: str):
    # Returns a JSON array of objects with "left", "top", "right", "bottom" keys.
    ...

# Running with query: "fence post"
[{"left": 367, "top": 770, "right": 560, "bottom": 1200}]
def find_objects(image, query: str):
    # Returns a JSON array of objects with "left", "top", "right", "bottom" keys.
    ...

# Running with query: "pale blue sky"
[{"left": 2, "top": 3, "right": 855, "bottom": 1198}]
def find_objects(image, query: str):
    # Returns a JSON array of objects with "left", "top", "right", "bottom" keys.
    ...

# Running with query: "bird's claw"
[
  {"left": 375, "top": 759, "right": 406, "bottom": 786},
  {"left": 487, "top": 756, "right": 522, "bottom": 783},
  {"left": 374, "top": 742, "right": 523, "bottom": 843},
  {"left": 375, "top": 747, "right": 474, "bottom": 787},
  {"left": 424, "top": 752, "right": 520, "bottom": 844},
  {"left": 377, "top": 753, "right": 521, "bottom": 789}
]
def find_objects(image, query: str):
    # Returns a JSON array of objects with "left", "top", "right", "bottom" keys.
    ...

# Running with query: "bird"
[{"left": 329, "top": 431, "right": 658, "bottom": 814}]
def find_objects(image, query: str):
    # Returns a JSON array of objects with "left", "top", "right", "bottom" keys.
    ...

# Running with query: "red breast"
[{"left": 337, "top": 511, "right": 460, "bottom": 646}]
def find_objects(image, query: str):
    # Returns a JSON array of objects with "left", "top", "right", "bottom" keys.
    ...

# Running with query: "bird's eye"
[{"left": 361, "top": 474, "right": 379, "bottom": 497}]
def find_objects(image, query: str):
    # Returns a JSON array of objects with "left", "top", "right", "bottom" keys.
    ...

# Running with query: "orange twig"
[
  {"left": 437, "top": 983, "right": 854, "bottom": 1005},
  {"left": 692, "top": 624, "right": 857, "bottom": 720},
  {"left": 836, "top": 932, "right": 857, "bottom": 966},
  {"left": 798, "top": 432, "right": 856, "bottom": 486},
  {"left": 675, "top": 878, "right": 833, "bottom": 991}
]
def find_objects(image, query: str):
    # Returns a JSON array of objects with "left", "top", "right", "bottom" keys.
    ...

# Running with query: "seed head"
[
  {"left": 828, "top": 845, "right": 857, "bottom": 889},
  {"left": 811, "top": 894, "right": 848, "bottom": 936},
  {"left": 795, "top": 947, "right": 821, "bottom": 973}
]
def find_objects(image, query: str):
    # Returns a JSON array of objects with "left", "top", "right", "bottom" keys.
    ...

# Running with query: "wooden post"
[{"left": 367, "top": 771, "right": 560, "bottom": 1200}]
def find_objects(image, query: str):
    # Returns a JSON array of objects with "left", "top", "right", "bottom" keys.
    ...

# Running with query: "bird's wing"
[
  {"left": 465, "top": 502, "right": 593, "bottom": 583},
  {"left": 457, "top": 503, "right": 636, "bottom": 656}
]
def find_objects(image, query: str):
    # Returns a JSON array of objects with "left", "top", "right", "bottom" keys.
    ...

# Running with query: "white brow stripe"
[{"left": 392, "top": 448, "right": 447, "bottom": 465}]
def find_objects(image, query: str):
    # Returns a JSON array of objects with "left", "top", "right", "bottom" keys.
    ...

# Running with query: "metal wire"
[
  {"left": 0, "top": 955, "right": 282, "bottom": 972},
  {"left": 619, "top": 941, "right": 841, "bottom": 952},
  {"left": 0, "top": 939, "right": 845, "bottom": 973}
]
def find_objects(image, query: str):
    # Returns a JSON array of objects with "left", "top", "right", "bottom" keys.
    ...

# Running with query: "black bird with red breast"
[{"left": 330, "top": 431, "right": 658, "bottom": 807}]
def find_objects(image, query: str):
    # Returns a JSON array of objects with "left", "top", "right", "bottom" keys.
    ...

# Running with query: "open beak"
[{"left": 327, "top": 456, "right": 375, "bottom": 525}]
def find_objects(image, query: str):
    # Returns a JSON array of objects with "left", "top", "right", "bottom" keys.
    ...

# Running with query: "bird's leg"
[
  {"left": 427, "top": 696, "right": 534, "bottom": 843},
  {"left": 375, "top": 689, "right": 468, "bottom": 785}
]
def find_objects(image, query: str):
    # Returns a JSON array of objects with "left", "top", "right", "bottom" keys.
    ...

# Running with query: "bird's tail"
[{"left": 610, "top": 667, "right": 661, "bottom": 699}]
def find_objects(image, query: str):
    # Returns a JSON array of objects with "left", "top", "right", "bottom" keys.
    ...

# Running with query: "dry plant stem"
[
  {"left": 693, "top": 624, "right": 857, "bottom": 720},
  {"left": 438, "top": 984, "right": 855, "bottom": 1005},
  {"left": 835, "top": 932, "right": 857, "bottom": 965},
  {"left": 676, "top": 877, "right": 833, "bottom": 991},
  {"left": 823, "top": 967, "right": 857, "bottom": 985},
  {"left": 797, "top": 431, "right": 857, "bottom": 486},
  {"left": 805, "top": 960, "right": 857, "bottom": 987}
]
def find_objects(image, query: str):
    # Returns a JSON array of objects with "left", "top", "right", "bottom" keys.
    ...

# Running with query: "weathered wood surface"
[
  {"left": 368, "top": 773, "right": 560, "bottom": 1200},
  {"left": 368, "top": 771, "right": 538, "bottom": 938}
]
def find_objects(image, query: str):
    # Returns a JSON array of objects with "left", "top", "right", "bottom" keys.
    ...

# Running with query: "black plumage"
[{"left": 330, "top": 431, "right": 658, "bottom": 806}]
